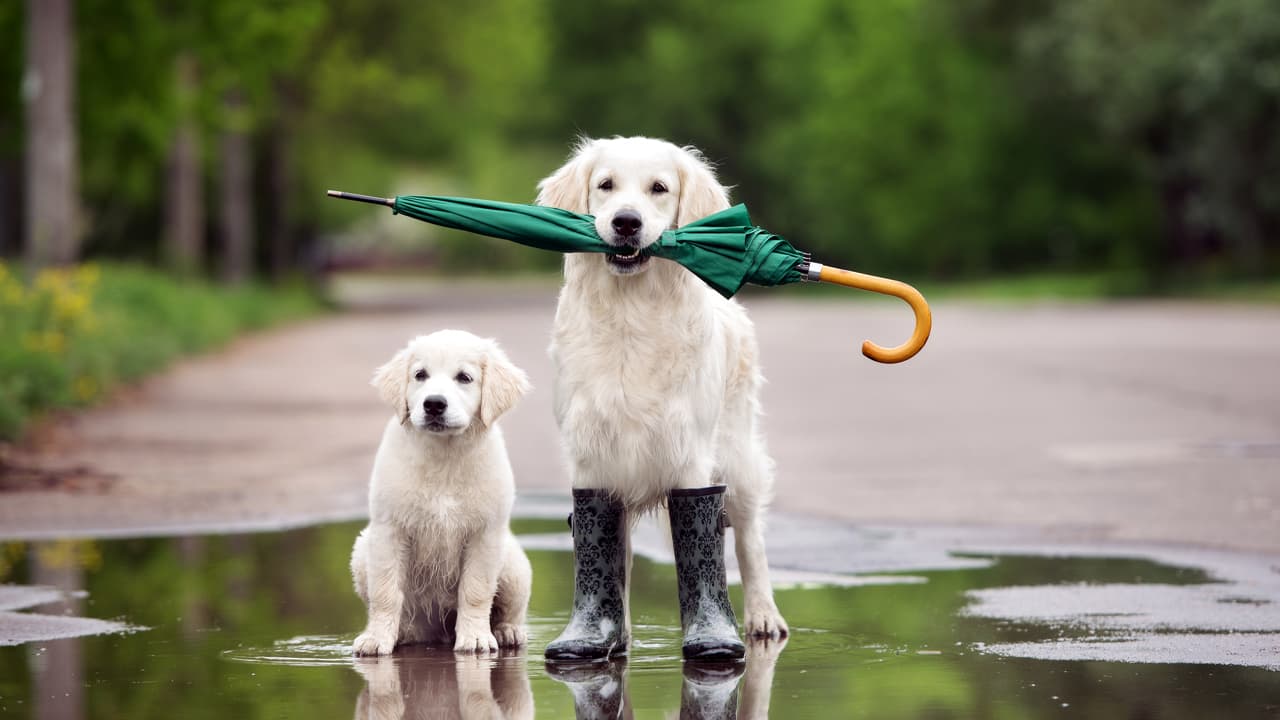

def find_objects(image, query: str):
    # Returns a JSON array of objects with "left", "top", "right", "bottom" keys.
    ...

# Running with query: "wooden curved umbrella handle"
[{"left": 816, "top": 265, "right": 932, "bottom": 364}]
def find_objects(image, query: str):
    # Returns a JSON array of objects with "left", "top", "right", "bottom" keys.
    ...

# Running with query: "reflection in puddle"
[
  {"left": 353, "top": 649, "right": 533, "bottom": 720},
  {"left": 1, "top": 542, "right": 140, "bottom": 648},
  {"left": 225, "top": 629, "right": 787, "bottom": 718},
  {"left": 1, "top": 520, "right": 1279, "bottom": 718},
  {"left": 225, "top": 634, "right": 356, "bottom": 667}
]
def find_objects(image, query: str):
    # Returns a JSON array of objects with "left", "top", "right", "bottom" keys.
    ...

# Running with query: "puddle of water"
[{"left": 0, "top": 520, "right": 1278, "bottom": 718}]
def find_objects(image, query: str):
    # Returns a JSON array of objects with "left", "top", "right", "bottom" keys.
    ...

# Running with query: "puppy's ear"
[
  {"left": 536, "top": 138, "right": 597, "bottom": 214},
  {"left": 676, "top": 146, "right": 731, "bottom": 228},
  {"left": 371, "top": 348, "right": 411, "bottom": 418},
  {"left": 478, "top": 341, "right": 532, "bottom": 429}
]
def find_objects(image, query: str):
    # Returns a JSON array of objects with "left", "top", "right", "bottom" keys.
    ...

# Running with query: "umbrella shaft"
[{"left": 326, "top": 190, "right": 394, "bottom": 207}]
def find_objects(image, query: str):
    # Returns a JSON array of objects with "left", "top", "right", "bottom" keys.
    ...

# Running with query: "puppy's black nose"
[
  {"left": 423, "top": 395, "right": 448, "bottom": 416},
  {"left": 611, "top": 210, "right": 642, "bottom": 238}
]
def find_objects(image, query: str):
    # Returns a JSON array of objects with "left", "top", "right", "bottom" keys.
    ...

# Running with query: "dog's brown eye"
[
  {"left": 651, "top": 181, "right": 668, "bottom": 194},
  {"left": 414, "top": 369, "right": 428, "bottom": 381},
  {"left": 455, "top": 372, "right": 473, "bottom": 384},
  {"left": 598, "top": 179, "right": 613, "bottom": 191}
]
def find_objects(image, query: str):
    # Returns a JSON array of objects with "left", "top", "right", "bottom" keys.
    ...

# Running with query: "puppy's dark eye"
[
  {"left": 414, "top": 369, "right": 428, "bottom": 382},
  {"left": 651, "top": 181, "right": 668, "bottom": 194},
  {"left": 455, "top": 372, "right": 473, "bottom": 385},
  {"left": 598, "top": 178, "right": 613, "bottom": 191}
]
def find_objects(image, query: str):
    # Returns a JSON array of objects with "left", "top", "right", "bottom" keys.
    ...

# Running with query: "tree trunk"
[
  {"left": 266, "top": 110, "right": 291, "bottom": 281},
  {"left": 0, "top": 123, "right": 19, "bottom": 256},
  {"left": 23, "top": 0, "right": 78, "bottom": 268},
  {"left": 163, "top": 55, "right": 204, "bottom": 275},
  {"left": 219, "top": 89, "right": 253, "bottom": 284}
]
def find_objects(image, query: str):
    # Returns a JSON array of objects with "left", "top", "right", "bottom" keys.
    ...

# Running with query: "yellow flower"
[
  {"left": 22, "top": 330, "right": 65, "bottom": 355},
  {"left": 0, "top": 283, "right": 21, "bottom": 306},
  {"left": 75, "top": 263, "right": 100, "bottom": 288},
  {"left": 74, "top": 375, "right": 98, "bottom": 402},
  {"left": 35, "top": 268, "right": 70, "bottom": 294},
  {"left": 53, "top": 289, "right": 90, "bottom": 322}
]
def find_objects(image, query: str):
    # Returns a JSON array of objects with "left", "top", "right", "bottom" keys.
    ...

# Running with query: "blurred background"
[
  {"left": 1, "top": 0, "right": 1279, "bottom": 439},
  {"left": 5, "top": 0, "right": 1280, "bottom": 281}
]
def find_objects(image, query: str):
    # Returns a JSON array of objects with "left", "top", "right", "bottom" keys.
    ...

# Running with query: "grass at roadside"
[
  {"left": 767, "top": 270, "right": 1280, "bottom": 303},
  {"left": 0, "top": 262, "right": 326, "bottom": 441}
]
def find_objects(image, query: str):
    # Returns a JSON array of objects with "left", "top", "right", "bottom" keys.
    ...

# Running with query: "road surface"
[{"left": 3, "top": 278, "right": 1278, "bottom": 553}]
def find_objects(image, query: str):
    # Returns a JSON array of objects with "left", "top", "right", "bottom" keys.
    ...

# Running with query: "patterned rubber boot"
[
  {"left": 545, "top": 658, "right": 630, "bottom": 720},
  {"left": 679, "top": 662, "right": 744, "bottom": 719},
  {"left": 545, "top": 489, "right": 629, "bottom": 661},
  {"left": 668, "top": 486, "right": 746, "bottom": 661}
]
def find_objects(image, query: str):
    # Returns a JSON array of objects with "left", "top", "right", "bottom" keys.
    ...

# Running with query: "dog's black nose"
[
  {"left": 611, "top": 210, "right": 642, "bottom": 238},
  {"left": 423, "top": 395, "right": 448, "bottom": 416}
]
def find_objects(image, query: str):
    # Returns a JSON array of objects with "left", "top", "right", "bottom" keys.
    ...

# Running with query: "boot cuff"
[{"left": 669, "top": 485, "right": 727, "bottom": 498}]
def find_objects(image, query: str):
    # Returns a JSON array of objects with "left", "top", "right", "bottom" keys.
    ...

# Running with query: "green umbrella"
[{"left": 328, "top": 190, "right": 930, "bottom": 363}]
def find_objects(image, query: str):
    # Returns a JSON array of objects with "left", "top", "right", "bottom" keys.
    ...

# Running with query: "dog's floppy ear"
[
  {"left": 676, "top": 146, "right": 731, "bottom": 228},
  {"left": 371, "top": 347, "right": 411, "bottom": 420},
  {"left": 478, "top": 340, "right": 532, "bottom": 429},
  {"left": 536, "top": 138, "right": 597, "bottom": 214}
]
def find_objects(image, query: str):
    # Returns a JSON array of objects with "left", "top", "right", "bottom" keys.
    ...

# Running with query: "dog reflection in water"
[
  {"left": 352, "top": 647, "right": 533, "bottom": 720},
  {"left": 548, "top": 635, "right": 787, "bottom": 719},
  {"left": 350, "top": 637, "right": 786, "bottom": 718}
]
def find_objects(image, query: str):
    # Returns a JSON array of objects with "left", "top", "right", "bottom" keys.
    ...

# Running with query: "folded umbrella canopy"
[{"left": 328, "top": 191, "right": 930, "bottom": 363}]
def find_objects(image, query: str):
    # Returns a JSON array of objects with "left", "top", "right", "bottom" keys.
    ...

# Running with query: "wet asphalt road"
[{"left": 3, "top": 277, "right": 1278, "bottom": 552}]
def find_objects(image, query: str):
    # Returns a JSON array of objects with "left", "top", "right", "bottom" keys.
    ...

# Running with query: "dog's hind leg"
[{"left": 491, "top": 533, "right": 531, "bottom": 648}]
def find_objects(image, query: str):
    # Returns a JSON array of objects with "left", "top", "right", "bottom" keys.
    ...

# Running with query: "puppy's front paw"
[
  {"left": 492, "top": 622, "right": 527, "bottom": 648},
  {"left": 744, "top": 602, "right": 789, "bottom": 640},
  {"left": 353, "top": 631, "right": 397, "bottom": 656},
  {"left": 454, "top": 628, "right": 499, "bottom": 654}
]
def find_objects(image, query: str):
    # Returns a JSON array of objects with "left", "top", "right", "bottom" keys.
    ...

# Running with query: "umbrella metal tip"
[{"left": 326, "top": 190, "right": 341, "bottom": 197}]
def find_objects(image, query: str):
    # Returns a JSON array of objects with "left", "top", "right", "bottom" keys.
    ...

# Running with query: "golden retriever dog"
[
  {"left": 351, "top": 330, "right": 533, "bottom": 655},
  {"left": 538, "top": 136, "right": 787, "bottom": 639}
]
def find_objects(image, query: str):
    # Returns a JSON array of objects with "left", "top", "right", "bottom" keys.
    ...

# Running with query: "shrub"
[{"left": 0, "top": 262, "right": 323, "bottom": 440}]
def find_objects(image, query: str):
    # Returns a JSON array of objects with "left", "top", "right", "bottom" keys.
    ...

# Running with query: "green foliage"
[
  {"left": 756, "top": 0, "right": 1027, "bottom": 275},
  {"left": 0, "top": 261, "right": 324, "bottom": 440},
  {"left": 2, "top": 0, "right": 1277, "bottom": 282},
  {"left": 1019, "top": 0, "right": 1280, "bottom": 277}
]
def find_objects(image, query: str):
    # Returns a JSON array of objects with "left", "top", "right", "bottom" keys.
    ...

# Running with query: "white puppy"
[
  {"left": 538, "top": 136, "right": 788, "bottom": 638},
  {"left": 351, "top": 330, "right": 533, "bottom": 655}
]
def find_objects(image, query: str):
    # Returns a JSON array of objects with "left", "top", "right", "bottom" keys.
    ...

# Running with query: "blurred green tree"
[
  {"left": 1020, "top": 0, "right": 1280, "bottom": 279},
  {"left": 2, "top": 0, "right": 1276, "bottom": 284},
  {"left": 537, "top": 0, "right": 1158, "bottom": 279}
]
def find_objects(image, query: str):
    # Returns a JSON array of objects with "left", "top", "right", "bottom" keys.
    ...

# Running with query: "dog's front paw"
[
  {"left": 353, "top": 631, "right": 397, "bottom": 656},
  {"left": 744, "top": 603, "right": 789, "bottom": 640},
  {"left": 454, "top": 628, "right": 499, "bottom": 654},
  {"left": 492, "top": 622, "right": 527, "bottom": 648}
]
